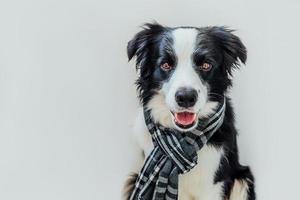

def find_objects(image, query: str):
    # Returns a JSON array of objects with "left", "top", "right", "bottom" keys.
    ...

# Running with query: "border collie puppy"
[{"left": 123, "top": 23, "right": 255, "bottom": 200}]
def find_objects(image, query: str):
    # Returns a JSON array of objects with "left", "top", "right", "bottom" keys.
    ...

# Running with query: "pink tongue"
[{"left": 175, "top": 112, "right": 196, "bottom": 126}]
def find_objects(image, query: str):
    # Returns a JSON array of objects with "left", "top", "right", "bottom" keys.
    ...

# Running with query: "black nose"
[{"left": 175, "top": 87, "right": 198, "bottom": 108}]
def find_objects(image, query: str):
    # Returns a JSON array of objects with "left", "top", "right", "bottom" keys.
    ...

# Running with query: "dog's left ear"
[{"left": 208, "top": 27, "right": 247, "bottom": 76}]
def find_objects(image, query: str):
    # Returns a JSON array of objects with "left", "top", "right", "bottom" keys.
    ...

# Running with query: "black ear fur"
[
  {"left": 127, "top": 23, "right": 165, "bottom": 69},
  {"left": 208, "top": 27, "right": 247, "bottom": 76}
]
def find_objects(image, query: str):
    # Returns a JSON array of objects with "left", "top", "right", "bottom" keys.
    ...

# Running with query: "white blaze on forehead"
[
  {"left": 170, "top": 28, "right": 200, "bottom": 88},
  {"left": 172, "top": 28, "right": 198, "bottom": 61}
]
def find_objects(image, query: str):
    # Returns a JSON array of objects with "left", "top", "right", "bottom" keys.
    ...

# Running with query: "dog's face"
[{"left": 128, "top": 23, "right": 246, "bottom": 131}]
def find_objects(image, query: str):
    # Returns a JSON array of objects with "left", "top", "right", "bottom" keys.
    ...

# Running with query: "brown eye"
[
  {"left": 160, "top": 63, "right": 172, "bottom": 71},
  {"left": 200, "top": 63, "right": 212, "bottom": 71}
]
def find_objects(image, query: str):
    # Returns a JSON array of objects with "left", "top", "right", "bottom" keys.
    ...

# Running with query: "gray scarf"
[{"left": 130, "top": 95, "right": 226, "bottom": 200}]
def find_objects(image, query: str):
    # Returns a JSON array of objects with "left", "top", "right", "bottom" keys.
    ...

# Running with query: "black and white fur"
[{"left": 123, "top": 23, "right": 255, "bottom": 200}]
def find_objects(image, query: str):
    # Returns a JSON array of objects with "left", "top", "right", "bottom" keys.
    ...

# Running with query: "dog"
[{"left": 123, "top": 23, "right": 255, "bottom": 200}]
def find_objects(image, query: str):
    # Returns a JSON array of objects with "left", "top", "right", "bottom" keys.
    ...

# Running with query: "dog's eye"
[
  {"left": 199, "top": 63, "right": 212, "bottom": 71},
  {"left": 160, "top": 63, "right": 172, "bottom": 71}
]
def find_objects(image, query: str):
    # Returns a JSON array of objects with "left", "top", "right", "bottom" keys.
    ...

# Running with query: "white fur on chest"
[
  {"left": 178, "top": 146, "right": 224, "bottom": 200},
  {"left": 133, "top": 108, "right": 224, "bottom": 200}
]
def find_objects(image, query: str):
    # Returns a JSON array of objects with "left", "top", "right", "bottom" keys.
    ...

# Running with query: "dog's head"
[{"left": 128, "top": 23, "right": 246, "bottom": 131}]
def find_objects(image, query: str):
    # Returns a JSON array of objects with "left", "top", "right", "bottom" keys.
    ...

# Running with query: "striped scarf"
[{"left": 130, "top": 95, "right": 226, "bottom": 200}]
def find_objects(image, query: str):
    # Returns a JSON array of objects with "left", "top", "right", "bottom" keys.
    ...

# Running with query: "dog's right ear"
[{"left": 127, "top": 23, "right": 165, "bottom": 69}]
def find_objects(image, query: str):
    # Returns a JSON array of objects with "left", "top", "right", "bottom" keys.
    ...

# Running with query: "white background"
[{"left": 0, "top": 0, "right": 299, "bottom": 199}]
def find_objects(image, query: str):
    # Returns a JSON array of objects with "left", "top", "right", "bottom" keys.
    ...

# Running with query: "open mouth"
[{"left": 172, "top": 111, "right": 197, "bottom": 129}]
